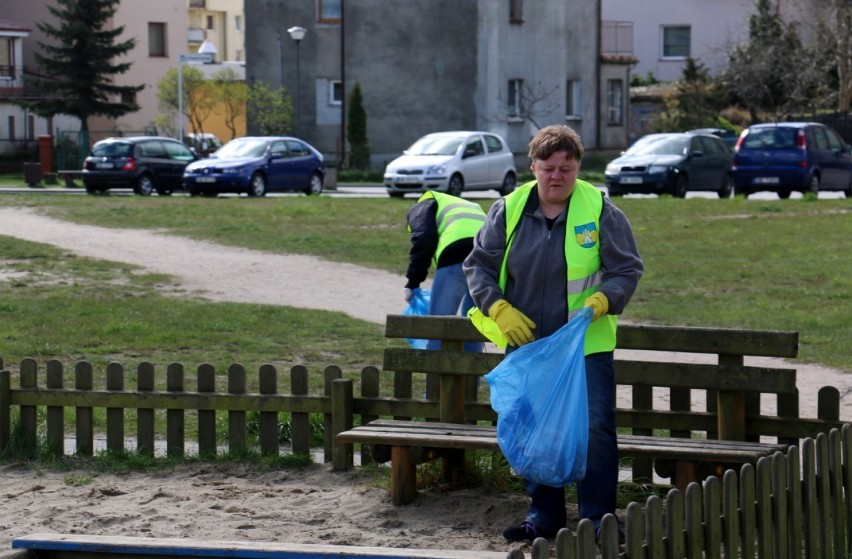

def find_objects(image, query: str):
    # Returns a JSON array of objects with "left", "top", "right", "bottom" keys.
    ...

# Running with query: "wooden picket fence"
[{"left": 514, "top": 425, "right": 852, "bottom": 558}]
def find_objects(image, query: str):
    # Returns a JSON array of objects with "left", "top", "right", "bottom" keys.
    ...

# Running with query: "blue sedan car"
[{"left": 183, "top": 136, "right": 325, "bottom": 197}]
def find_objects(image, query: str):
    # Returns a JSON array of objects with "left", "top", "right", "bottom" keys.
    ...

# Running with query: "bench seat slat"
[{"left": 337, "top": 420, "right": 788, "bottom": 464}]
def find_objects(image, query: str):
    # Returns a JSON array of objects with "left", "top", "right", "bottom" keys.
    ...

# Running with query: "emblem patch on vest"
[{"left": 574, "top": 222, "right": 598, "bottom": 248}]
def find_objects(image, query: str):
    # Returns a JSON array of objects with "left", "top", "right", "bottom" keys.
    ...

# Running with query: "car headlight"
[
  {"left": 221, "top": 167, "right": 244, "bottom": 174},
  {"left": 425, "top": 164, "right": 446, "bottom": 176},
  {"left": 605, "top": 163, "right": 620, "bottom": 174},
  {"left": 648, "top": 165, "right": 669, "bottom": 174}
]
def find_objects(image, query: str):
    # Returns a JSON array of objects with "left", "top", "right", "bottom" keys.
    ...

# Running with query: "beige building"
[
  {"left": 5, "top": 0, "right": 245, "bottom": 145},
  {"left": 188, "top": 0, "right": 245, "bottom": 63}
]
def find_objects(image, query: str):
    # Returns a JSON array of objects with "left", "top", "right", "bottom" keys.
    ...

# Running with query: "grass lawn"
[{"left": 0, "top": 191, "right": 848, "bottom": 377}]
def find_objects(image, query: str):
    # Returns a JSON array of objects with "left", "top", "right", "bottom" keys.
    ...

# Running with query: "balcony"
[
  {"left": 189, "top": 0, "right": 205, "bottom": 7},
  {"left": 187, "top": 28, "right": 205, "bottom": 44}
]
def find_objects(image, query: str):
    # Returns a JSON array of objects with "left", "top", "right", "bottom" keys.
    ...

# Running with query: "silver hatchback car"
[{"left": 384, "top": 131, "right": 517, "bottom": 198}]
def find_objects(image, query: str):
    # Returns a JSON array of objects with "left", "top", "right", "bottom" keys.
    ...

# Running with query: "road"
[{"left": 0, "top": 184, "right": 846, "bottom": 200}]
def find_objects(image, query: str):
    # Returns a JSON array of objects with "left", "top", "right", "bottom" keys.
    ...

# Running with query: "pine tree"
[
  {"left": 347, "top": 82, "right": 371, "bottom": 170},
  {"left": 20, "top": 0, "right": 143, "bottom": 132}
]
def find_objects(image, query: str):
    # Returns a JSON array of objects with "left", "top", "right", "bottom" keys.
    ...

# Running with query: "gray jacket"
[{"left": 463, "top": 188, "right": 644, "bottom": 340}]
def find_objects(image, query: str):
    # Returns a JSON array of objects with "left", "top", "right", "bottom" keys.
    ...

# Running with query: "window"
[
  {"left": 484, "top": 134, "right": 504, "bottom": 153},
  {"left": 662, "top": 25, "right": 690, "bottom": 58},
  {"left": 206, "top": 15, "right": 214, "bottom": 30},
  {"left": 464, "top": 139, "right": 485, "bottom": 158},
  {"left": 27, "top": 114, "right": 35, "bottom": 139},
  {"left": 509, "top": 0, "right": 523, "bottom": 23},
  {"left": 234, "top": 15, "right": 242, "bottom": 33},
  {"left": 7, "top": 116, "right": 15, "bottom": 140},
  {"left": 329, "top": 80, "right": 343, "bottom": 105},
  {"left": 606, "top": 79, "right": 623, "bottom": 125},
  {"left": 319, "top": 0, "right": 342, "bottom": 23},
  {"left": 120, "top": 91, "right": 137, "bottom": 105},
  {"left": 0, "top": 38, "right": 13, "bottom": 78},
  {"left": 508, "top": 79, "right": 523, "bottom": 118},
  {"left": 148, "top": 22, "right": 167, "bottom": 57},
  {"left": 566, "top": 79, "right": 581, "bottom": 119}
]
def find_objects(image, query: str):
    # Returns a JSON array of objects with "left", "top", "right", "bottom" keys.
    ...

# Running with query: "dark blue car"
[
  {"left": 732, "top": 122, "right": 852, "bottom": 198},
  {"left": 183, "top": 136, "right": 325, "bottom": 197}
]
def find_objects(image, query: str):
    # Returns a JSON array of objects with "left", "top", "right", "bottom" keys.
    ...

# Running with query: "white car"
[{"left": 384, "top": 131, "right": 517, "bottom": 198}]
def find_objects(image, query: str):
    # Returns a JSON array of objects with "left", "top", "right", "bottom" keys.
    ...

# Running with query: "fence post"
[
  {"left": 46, "top": 359, "right": 64, "bottom": 456},
  {"left": 19, "top": 358, "right": 37, "bottom": 456},
  {"left": 0, "top": 370, "right": 9, "bottom": 451},
  {"left": 137, "top": 362, "right": 155, "bottom": 457},
  {"left": 106, "top": 362, "right": 124, "bottom": 453},
  {"left": 259, "top": 364, "right": 279, "bottom": 456},
  {"left": 290, "top": 365, "right": 310, "bottom": 456},
  {"left": 331, "top": 378, "right": 353, "bottom": 471},
  {"left": 323, "top": 365, "right": 342, "bottom": 462},
  {"left": 197, "top": 363, "right": 216, "bottom": 458},
  {"left": 167, "top": 362, "right": 185, "bottom": 457},
  {"left": 76, "top": 361, "right": 94, "bottom": 456},
  {"left": 228, "top": 364, "right": 247, "bottom": 454}
]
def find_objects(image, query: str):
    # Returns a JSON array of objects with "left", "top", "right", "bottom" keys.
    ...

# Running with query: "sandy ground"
[{"left": 0, "top": 206, "right": 849, "bottom": 554}]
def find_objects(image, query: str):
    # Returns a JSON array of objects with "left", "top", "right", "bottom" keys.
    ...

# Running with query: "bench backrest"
[{"left": 381, "top": 314, "right": 817, "bottom": 444}]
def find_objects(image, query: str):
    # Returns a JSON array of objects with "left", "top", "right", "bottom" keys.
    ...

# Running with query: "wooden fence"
[{"left": 523, "top": 425, "right": 852, "bottom": 559}]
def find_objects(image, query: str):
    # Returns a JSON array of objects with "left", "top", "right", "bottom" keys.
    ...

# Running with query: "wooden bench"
[
  {"left": 337, "top": 419, "right": 789, "bottom": 505},
  {"left": 57, "top": 170, "right": 84, "bottom": 187},
  {"left": 335, "top": 314, "right": 799, "bottom": 505}
]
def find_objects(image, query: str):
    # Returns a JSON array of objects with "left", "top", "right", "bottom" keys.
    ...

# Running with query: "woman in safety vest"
[
  {"left": 405, "top": 191, "right": 486, "bottom": 351},
  {"left": 463, "top": 125, "right": 644, "bottom": 541}
]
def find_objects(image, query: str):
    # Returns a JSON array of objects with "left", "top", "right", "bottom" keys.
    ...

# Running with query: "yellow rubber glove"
[
  {"left": 488, "top": 299, "right": 536, "bottom": 346},
  {"left": 584, "top": 292, "right": 609, "bottom": 322}
]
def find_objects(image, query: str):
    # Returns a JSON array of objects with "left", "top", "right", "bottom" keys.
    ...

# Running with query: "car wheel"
[
  {"left": 447, "top": 174, "right": 464, "bottom": 196},
  {"left": 734, "top": 184, "right": 749, "bottom": 197},
  {"left": 673, "top": 174, "right": 688, "bottom": 198},
  {"left": 718, "top": 174, "right": 734, "bottom": 198},
  {"left": 305, "top": 173, "right": 323, "bottom": 196},
  {"left": 135, "top": 174, "right": 155, "bottom": 196},
  {"left": 499, "top": 172, "right": 517, "bottom": 196},
  {"left": 806, "top": 174, "right": 820, "bottom": 195},
  {"left": 778, "top": 190, "right": 792, "bottom": 199},
  {"left": 248, "top": 173, "right": 267, "bottom": 197},
  {"left": 844, "top": 179, "right": 851, "bottom": 199}
]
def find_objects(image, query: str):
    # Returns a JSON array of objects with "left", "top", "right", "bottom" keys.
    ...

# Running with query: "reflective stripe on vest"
[
  {"left": 416, "top": 192, "right": 485, "bottom": 263},
  {"left": 470, "top": 180, "right": 616, "bottom": 354}
]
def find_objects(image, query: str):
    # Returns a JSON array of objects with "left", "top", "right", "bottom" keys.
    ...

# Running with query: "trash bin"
[
  {"left": 324, "top": 167, "right": 338, "bottom": 191},
  {"left": 23, "top": 162, "right": 42, "bottom": 186}
]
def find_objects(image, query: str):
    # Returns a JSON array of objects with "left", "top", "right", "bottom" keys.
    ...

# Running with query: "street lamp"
[
  {"left": 177, "top": 40, "right": 217, "bottom": 141},
  {"left": 287, "top": 26, "right": 307, "bottom": 136}
]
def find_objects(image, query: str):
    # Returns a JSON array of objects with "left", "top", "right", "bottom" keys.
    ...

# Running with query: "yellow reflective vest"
[
  {"left": 469, "top": 180, "right": 616, "bottom": 354},
  {"left": 414, "top": 192, "right": 485, "bottom": 264}
]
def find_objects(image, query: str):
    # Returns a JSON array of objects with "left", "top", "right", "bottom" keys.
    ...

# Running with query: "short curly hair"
[{"left": 528, "top": 125, "right": 584, "bottom": 162}]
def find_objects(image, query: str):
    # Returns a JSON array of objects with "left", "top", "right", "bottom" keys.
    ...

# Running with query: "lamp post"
[
  {"left": 177, "top": 40, "right": 217, "bottom": 141},
  {"left": 287, "top": 26, "right": 307, "bottom": 136}
]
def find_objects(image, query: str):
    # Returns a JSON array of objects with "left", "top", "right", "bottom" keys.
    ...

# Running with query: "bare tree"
[{"left": 489, "top": 80, "right": 560, "bottom": 130}]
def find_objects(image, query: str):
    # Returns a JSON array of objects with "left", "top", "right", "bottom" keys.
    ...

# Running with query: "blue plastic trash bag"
[
  {"left": 484, "top": 307, "right": 592, "bottom": 487},
  {"left": 402, "top": 288, "right": 431, "bottom": 349}
]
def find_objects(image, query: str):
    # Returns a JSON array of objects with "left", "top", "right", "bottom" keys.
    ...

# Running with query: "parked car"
[
  {"left": 82, "top": 136, "right": 197, "bottom": 196},
  {"left": 605, "top": 132, "right": 734, "bottom": 198},
  {"left": 732, "top": 122, "right": 852, "bottom": 198},
  {"left": 689, "top": 128, "right": 740, "bottom": 150},
  {"left": 183, "top": 133, "right": 223, "bottom": 157},
  {"left": 383, "top": 131, "right": 517, "bottom": 198},
  {"left": 183, "top": 136, "right": 325, "bottom": 197}
]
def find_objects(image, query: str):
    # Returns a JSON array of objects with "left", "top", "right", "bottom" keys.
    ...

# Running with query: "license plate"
[
  {"left": 754, "top": 177, "right": 780, "bottom": 185},
  {"left": 620, "top": 176, "right": 643, "bottom": 184},
  {"left": 196, "top": 177, "right": 216, "bottom": 183},
  {"left": 396, "top": 176, "right": 419, "bottom": 183},
  {"left": 96, "top": 163, "right": 113, "bottom": 169}
]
